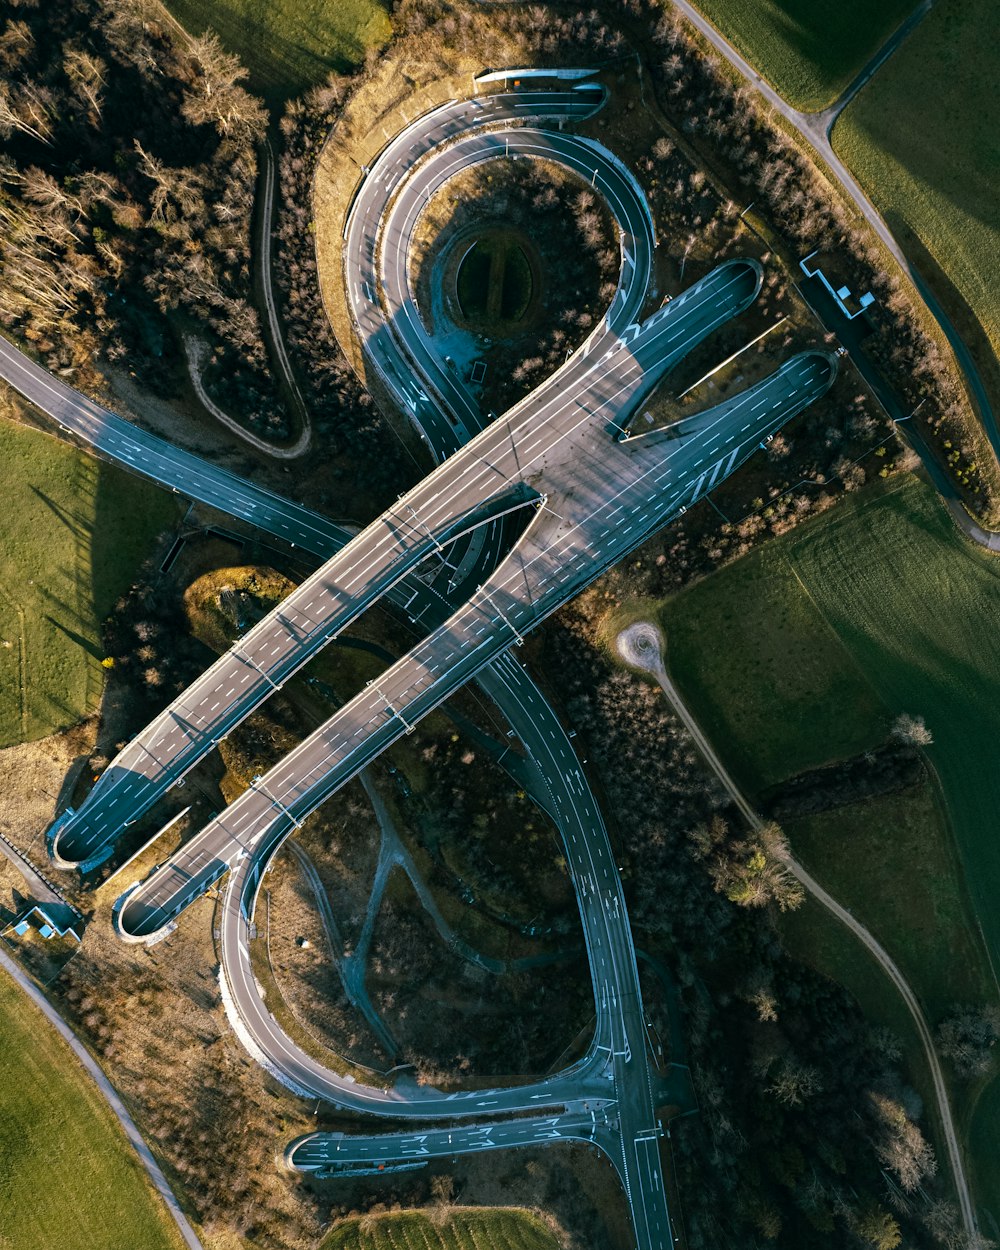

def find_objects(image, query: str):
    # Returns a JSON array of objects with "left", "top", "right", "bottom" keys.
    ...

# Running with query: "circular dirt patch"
[{"left": 445, "top": 224, "right": 543, "bottom": 335}]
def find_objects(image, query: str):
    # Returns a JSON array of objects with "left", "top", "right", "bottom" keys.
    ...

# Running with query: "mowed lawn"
[
  {"left": 164, "top": 0, "right": 391, "bottom": 99},
  {"left": 0, "top": 416, "right": 181, "bottom": 746},
  {"left": 834, "top": 0, "right": 1000, "bottom": 361},
  {"left": 690, "top": 0, "right": 916, "bottom": 109},
  {"left": 658, "top": 474, "right": 1000, "bottom": 1203},
  {"left": 0, "top": 966, "right": 184, "bottom": 1250},
  {"left": 322, "top": 1207, "right": 560, "bottom": 1250}
]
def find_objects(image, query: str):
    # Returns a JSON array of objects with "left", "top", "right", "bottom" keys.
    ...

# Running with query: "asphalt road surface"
[
  {"left": 56, "top": 248, "right": 762, "bottom": 872},
  {"left": 107, "top": 89, "right": 827, "bottom": 1250},
  {"left": 114, "top": 257, "right": 804, "bottom": 938},
  {"left": 285, "top": 1107, "right": 608, "bottom": 1174},
  {"left": 9, "top": 82, "right": 838, "bottom": 1250},
  {"left": 49, "top": 101, "right": 651, "bottom": 870}
]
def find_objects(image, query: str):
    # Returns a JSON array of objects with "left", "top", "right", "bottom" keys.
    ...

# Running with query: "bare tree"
[{"left": 937, "top": 1003, "right": 1000, "bottom": 1078}]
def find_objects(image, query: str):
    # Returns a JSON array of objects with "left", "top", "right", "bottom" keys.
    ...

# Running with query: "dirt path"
[
  {"left": 617, "top": 619, "right": 977, "bottom": 1237},
  {"left": 183, "top": 336, "right": 310, "bottom": 460}
]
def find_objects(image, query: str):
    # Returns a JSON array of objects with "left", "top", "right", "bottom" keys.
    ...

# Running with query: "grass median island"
[
  {"left": 689, "top": 0, "right": 915, "bottom": 109},
  {"left": 321, "top": 1206, "right": 561, "bottom": 1250},
  {"left": 0, "top": 965, "right": 184, "bottom": 1250},
  {"left": 0, "top": 413, "right": 182, "bottom": 748},
  {"left": 833, "top": 0, "right": 1000, "bottom": 367},
  {"left": 456, "top": 231, "right": 535, "bottom": 329},
  {"left": 163, "top": 0, "right": 391, "bottom": 98}
]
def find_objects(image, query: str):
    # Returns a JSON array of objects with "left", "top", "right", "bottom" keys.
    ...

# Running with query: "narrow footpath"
[
  {"left": 616, "top": 620, "right": 977, "bottom": 1239},
  {"left": 0, "top": 947, "right": 205, "bottom": 1250}
]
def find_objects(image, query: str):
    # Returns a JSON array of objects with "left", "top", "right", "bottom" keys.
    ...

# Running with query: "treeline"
[
  {"left": 542, "top": 604, "right": 965, "bottom": 1249},
  {"left": 0, "top": 0, "right": 284, "bottom": 435}
]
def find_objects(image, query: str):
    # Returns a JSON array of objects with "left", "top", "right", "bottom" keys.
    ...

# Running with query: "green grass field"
[
  {"left": 0, "top": 415, "right": 181, "bottom": 747},
  {"left": 658, "top": 474, "right": 1000, "bottom": 1203},
  {"left": 659, "top": 536, "right": 888, "bottom": 790},
  {"left": 833, "top": 0, "right": 1000, "bottom": 363},
  {"left": 0, "top": 965, "right": 184, "bottom": 1250},
  {"left": 164, "top": 0, "right": 391, "bottom": 99},
  {"left": 690, "top": 0, "right": 916, "bottom": 110},
  {"left": 786, "top": 784, "right": 991, "bottom": 1016},
  {"left": 321, "top": 1208, "right": 560, "bottom": 1250}
]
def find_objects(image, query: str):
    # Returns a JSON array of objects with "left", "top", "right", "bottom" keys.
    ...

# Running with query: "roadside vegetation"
[
  {"left": 0, "top": 405, "right": 181, "bottom": 746},
  {"left": 5, "top": 1, "right": 997, "bottom": 1246},
  {"left": 320, "top": 1206, "right": 560, "bottom": 1250},
  {"left": 833, "top": 0, "right": 1000, "bottom": 401},
  {"left": 0, "top": 1, "right": 285, "bottom": 435},
  {"left": 689, "top": 0, "right": 916, "bottom": 110},
  {"left": 0, "top": 964, "right": 184, "bottom": 1250},
  {"left": 653, "top": 472, "right": 1000, "bottom": 1214},
  {"left": 163, "top": 0, "right": 390, "bottom": 100},
  {"left": 541, "top": 597, "right": 948, "bottom": 1247}
]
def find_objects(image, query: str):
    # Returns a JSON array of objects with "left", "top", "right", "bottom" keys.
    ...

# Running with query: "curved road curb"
[{"left": 0, "top": 947, "right": 204, "bottom": 1250}]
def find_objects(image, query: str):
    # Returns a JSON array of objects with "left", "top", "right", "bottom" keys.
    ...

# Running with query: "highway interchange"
[{"left": 4, "top": 81, "right": 839, "bottom": 1250}]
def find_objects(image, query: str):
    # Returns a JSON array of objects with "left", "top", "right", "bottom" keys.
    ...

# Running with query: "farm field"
[
  {"left": 163, "top": 0, "right": 391, "bottom": 99},
  {"left": 657, "top": 473, "right": 1000, "bottom": 1205},
  {"left": 321, "top": 1206, "right": 561, "bottom": 1250},
  {"left": 0, "top": 964, "right": 184, "bottom": 1250},
  {"left": 785, "top": 783, "right": 992, "bottom": 1022},
  {"left": 0, "top": 412, "right": 182, "bottom": 747},
  {"left": 658, "top": 530, "right": 888, "bottom": 791},
  {"left": 688, "top": 0, "right": 915, "bottom": 110},
  {"left": 833, "top": 0, "right": 1000, "bottom": 366}
]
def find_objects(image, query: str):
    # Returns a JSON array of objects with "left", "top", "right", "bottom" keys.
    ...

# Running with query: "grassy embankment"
[
  {"left": 689, "top": 0, "right": 915, "bottom": 110},
  {"left": 321, "top": 1207, "right": 560, "bottom": 1250},
  {"left": 649, "top": 474, "right": 1000, "bottom": 1209},
  {"left": 0, "top": 413, "right": 181, "bottom": 748},
  {"left": 162, "top": 0, "right": 391, "bottom": 99},
  {"left": 0, "top": 965, "right": 184, "bottom": 1250},
  {"left": 833, "top": 0, "right": 1000, "bottom": 395}
]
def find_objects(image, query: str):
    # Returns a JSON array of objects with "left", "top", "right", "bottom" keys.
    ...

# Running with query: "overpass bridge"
[{"left": 20, "top": 81, "right": 839, "bottom": 1250}]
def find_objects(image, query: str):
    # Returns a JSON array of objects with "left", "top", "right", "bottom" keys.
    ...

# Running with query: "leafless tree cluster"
[
  {"left": 414, "top": 724, "right": 578, "bottom": 936},
  {"left": 274, "top": 82, "right": 416, "bottom": 511},
  {"left": 936, "top": 1002, "right": 1000, "bottom": 1078},
  {"left": 542, "top": 602, "right": 948, "bottom": 1247},
  {"left": 54, "top": 952, "right": 298, "bottom": 1244},
  {"left": 688, "top": 815, "right": 804, "bottom": 911},
  {"left": 0, "top": 1, "right": 280, "bottom": 433},
  {"left": 366, "top": 885, "right": 590, "bottom": 1079}
]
